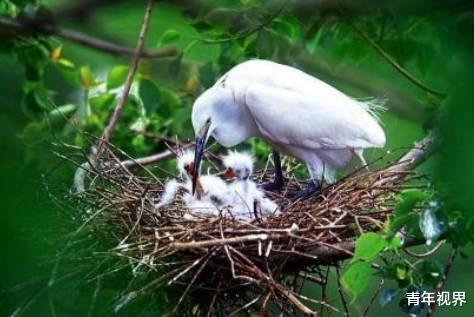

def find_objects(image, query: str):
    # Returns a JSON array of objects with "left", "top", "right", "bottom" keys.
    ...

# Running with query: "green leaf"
[
  {"left": 395, "top": 189, "right": 429, "bottom": 216},
  {"left": 352, "top": 232, "right": 387, "bottom": 262},
  {"left": 138, "top": 79, "right": 180, "bottom": 116},
  {"left": 56, "top": 58, "right": 75, "bottom": 69},
  {"left": 387, "top": 236, "right": 402, "bottom": 249},
  {"left": 47, "top": 104, "right": 77, "bottom": 125},
  {"left": 80, "top": 65, "right": 98, "bottom": 89},
  {"left": 419, "top": 260, "right": 443, "bottom": 288},
  {"left": 342, "top": 262, "right": 372, "bottom": 297},
  {"left": 22, "top": 85, "right": 55, "bottom": 118},
  {"left": 271, "top": 19, "right": 296, "bottom": 39},
  {"left": 158, "top": 29, "right": 181, "bottom": 46},
  {"left": 48, "top": 104, "right": 77, "bottom": 118},
  {"left": 107, "top": 65, "right": 129, "bottom": 90},
  {"left": 387, "top": 189, "right": 430, "bottom": 239},
  {"left": 90, "top": 93, "right": 115, "bottom": 111},
  {"left": 139, "top": 78, "right": 160, "bottom": 112}
]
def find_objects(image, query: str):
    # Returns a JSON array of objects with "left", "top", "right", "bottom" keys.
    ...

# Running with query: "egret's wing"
[{"left": 244, "top": 83, "right": 385, "bottom": 150}]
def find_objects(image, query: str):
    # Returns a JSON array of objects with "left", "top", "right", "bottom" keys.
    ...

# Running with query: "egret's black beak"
[{"left": 192, "top": 119, "right": 211, "bottom": 194}]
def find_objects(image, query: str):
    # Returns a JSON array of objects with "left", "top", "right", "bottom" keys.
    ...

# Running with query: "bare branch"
[
  {"left": 350, "top": 21, "right": 447, "bottom": 97},
  {"left": 427, "top": 249, "right": 458, "bottom": 317},
  {"left": 97, "top": 0, "right": 154, "bottom": 154},
  {"left": 0, "top": 16, "right": 177, "bottom": 59}
]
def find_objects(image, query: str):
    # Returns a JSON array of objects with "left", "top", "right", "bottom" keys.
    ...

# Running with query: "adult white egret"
[{"left": 192, "top": 59, "right": 386, "bottom": 200}]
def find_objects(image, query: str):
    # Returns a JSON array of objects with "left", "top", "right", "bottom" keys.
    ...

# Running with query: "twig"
[
  {"left": 0, "top": 16, "right": 177, "bottom": 59},
  {"left": 427, "top": 248, "right": 458, "bottom": 317},
  {"left": 72, "top": 0, "right": 155, "bottom": 192},
  {"left": 403, "top": 240, "right": 444, "bottom": 258},
  {"left": 97, "top": 0, "right": 154, "bottom": 154},
  {"left": 172, "top": 233, "right": 284, "bottom": 250},
  {"left": 335, "top": 265, "right": 351, "bottom": 317},
  {"left": 350, "top": 21, "right": 446, "bottom": 97},
  {"left": 363, "top": 279, "right": 384, "bottom": 317}
]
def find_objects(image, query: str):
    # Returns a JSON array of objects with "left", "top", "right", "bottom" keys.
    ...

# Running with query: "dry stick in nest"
[
  {"left": 288, "top": 131, "right": 435, "bottom": 264},
  {"left": 85, "top": 131, "right": 436, "bottom": 315}
]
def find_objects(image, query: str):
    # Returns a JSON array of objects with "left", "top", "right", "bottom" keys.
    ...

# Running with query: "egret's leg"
[
  {"left": 289, "top": 179, "right": 321, "bottom": 201},
  {"left": 289, "top": 158, "right": 326, "bottom": 201},
  {"left": 262, "top": 150, "right": 284, "bottom": 191}
]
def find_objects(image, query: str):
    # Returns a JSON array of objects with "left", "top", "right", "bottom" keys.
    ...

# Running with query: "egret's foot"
[
  {"left": 261, "top": 178, "right": 284, "bottom": 191},
  {"left": 289, "top": 180, "right": 320, "bottom": 201}
]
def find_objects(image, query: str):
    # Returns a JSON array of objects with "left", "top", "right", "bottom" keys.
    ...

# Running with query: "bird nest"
[{"left": 70, "top": 143, "right": 427, "bottom": 316}]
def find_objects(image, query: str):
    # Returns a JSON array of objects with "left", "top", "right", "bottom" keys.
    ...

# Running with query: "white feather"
[{"left": 192, "top": 59, "right": 386, "bottom": 183}]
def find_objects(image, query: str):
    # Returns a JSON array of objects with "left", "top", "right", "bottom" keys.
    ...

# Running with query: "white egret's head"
[
  {"left": 221, "top": 151, "right": 255, "bottom": 181},
  {"left": 191, "top": 87, "right": 256, "bottom": 193},
  {"left": 191, "top": 88, "right": 223, "bottom": 194}
]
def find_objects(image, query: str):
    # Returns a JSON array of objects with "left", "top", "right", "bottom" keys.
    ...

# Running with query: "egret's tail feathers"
[{"left": 355, "top": 97, "right": 388, "bottom": 124}]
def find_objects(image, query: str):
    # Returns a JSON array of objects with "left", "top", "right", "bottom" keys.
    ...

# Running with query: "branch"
[
  {"left": 0, "top": 16, "right": 177, "bottom": 59},
  {"left": 426, "top": 248, "right": 458, "bottom": 317},
  {"left": 286, "top": 131, "right": 436, "bottom": 265},
  {"left": 350, "top": 21, "right": 447, "bottom": 97},
  {"left": 73, "top": 0, "right": 154, "bottom": 193},
  {"left": 97, "top": 0, "right": 154, "bottom": 153}
]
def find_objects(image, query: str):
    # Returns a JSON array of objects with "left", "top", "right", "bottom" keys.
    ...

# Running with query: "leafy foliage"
[{"left": 1, "top": 0, "right": 473, "bottom": 316}]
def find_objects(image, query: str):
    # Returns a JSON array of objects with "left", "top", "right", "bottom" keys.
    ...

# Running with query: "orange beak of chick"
[
  {"left": 185, "top": 163, "right": 204, "bottom": 199},
  {"left": 218, "top": 168, "right": 237, "bottom": 182}
]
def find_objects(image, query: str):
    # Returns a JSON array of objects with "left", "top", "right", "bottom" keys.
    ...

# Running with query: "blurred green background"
[{"left": 1, "top": 0, "right": 474, "bottom": 316}]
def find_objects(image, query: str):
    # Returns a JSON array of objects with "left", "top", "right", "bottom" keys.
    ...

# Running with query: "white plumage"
[
  {"left": 155, "top": 151, "right": 230, "bottom": 215},
  {"left": 222, "top": 151, "right": 279, "bottom": 219},
  {"left": 192, "top": 59, "right": 386, "bottom": 190}
]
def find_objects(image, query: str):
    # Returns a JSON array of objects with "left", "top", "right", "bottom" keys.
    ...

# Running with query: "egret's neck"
[{"left": 210, "top": 87, "right": 258, "bottom": 147}]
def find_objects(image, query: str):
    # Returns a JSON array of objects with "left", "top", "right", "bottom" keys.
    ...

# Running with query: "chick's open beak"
[{"left": 218, "top": 168, "right": 237, "bottom": 181}]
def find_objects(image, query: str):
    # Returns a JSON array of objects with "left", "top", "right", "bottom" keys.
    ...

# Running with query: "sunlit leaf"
[
  {"left": 342, "top": 261, "right": 372, "bottom": 297},
  {"left": 90, "top": 93, "right": 115, "bottom": 111},
  {"left": 56, "top": 58, "right": 75, "bottom": 69},
  {"left": 352, "top": 232, "right": 387, "bottom": 262},
  {"left": 50, "top": 46, "right": 62, "bottom": 60},
  {"left": 80, "top": 65, "right": 98, "bottom": 89},
  {"left": 107, "top": 65, "right": 129, "bottom": 90},
  {"left": 158, "top": 29, "right": 181, "bottom": 46}
]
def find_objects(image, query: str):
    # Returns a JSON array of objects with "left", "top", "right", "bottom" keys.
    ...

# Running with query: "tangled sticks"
[{"left": 74, "top": 133, "right": 434, "bottom": 315}]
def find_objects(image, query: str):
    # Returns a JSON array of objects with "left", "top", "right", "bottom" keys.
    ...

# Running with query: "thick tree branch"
[{"left": 0, "top": 16, "right": 177, "bottom": 59}]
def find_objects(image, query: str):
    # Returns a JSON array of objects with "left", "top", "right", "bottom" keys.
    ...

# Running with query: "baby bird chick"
[
  {"left": 177, "top": 150, "right": 230, "bottom": 214},
  {"left": 155, "top": 151, "right": 194, "bottom": 210},
  {"left": 221, "top": 151, "right": 279, "bottom": 219},
  {"left": 154, "top": 179, "right": 180, "bottom": 209}
]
